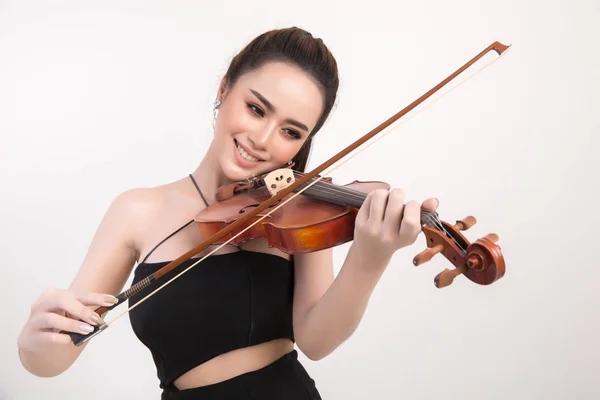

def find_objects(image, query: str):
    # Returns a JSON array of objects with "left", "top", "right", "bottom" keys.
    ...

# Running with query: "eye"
[
  {"left": 283, "top": 129, "right": 301, "bottom": 140},
  {"left": 247, "top": 102, "right": 301, "bottom": 140},
  {"left": 247, "top": 103, "right": 264, "bottom": 117}
]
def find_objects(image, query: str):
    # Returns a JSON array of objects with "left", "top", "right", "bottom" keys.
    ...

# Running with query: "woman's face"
[{"left": 212, "top": 61, "right": 324, "bottom": 183}]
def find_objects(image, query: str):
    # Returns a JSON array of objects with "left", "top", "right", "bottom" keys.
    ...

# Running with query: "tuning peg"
[
  {"left": 454, "top": 216, "right": 476, "bottom": 231},
  {"left": 483, "top": 233, "right": 499, "bottom": 243},
  {"left": 434, "top": 265, "right": 466, "bottom": 288},
  {"left": 413, "top": 244, "right": 444, "bottom": 266}
]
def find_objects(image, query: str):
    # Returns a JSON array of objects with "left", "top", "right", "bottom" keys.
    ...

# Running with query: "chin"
[
  {"left": 217, "top": 155, "right": 261, "bottom": 183},
  {"left": 221, "top": 168, "right": 252, "bottom": 184},
  {"left": 221, "top": 163, "right": 274, "bottom": 183}
]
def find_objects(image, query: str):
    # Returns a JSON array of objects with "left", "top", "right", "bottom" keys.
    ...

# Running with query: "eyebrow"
[{"left": 249, "top": 89, "right": 309, "bottom": 132}]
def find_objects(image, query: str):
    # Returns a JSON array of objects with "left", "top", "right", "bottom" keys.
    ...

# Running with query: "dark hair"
[{"left": 223, "top": 27, "right": 339, "bottom": 172}]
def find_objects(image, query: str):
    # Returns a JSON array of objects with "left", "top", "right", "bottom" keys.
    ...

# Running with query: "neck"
[{"left": 189, "top": 148, "right": 232, "bottom": 206}]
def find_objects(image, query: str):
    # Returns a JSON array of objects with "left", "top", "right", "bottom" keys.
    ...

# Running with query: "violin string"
[
  {"left": 422, "top": 210, "right": 444, "bottom": 232},
  {"left": 285, "top": 176, "right": 444, "bottom": 229},
  {"left": 289, "top": 172, "right": 416, "bottom": 207},
  {"left": 290, "top": 172, "right": 373, "bottom": 199},
  {"left": 289, "top": 173, "right": 448, "bottom": 234},
  {"left": 422, "top": 213, "right": 453, "bottom": 251},
  {"left": 293, "top": 177, "right": 445, "bottom": 231},
  {"left": 422, "top": 213, "right": 454, "bottom": 248},
  {"left": 289, "top": 177, "right": 367, "bottom": 206},
  {"left": 102, "top": 45, "right": 509, "bottom": 327},
  {"left": 423, "top": 212, "right": 466, "bottom": 253},
  {"left": 436, "top": 214, "right": 466, "bottom": 252}
]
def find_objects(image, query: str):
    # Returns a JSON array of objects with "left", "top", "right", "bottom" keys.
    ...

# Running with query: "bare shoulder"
[{"left": 68, "top": 185, "right": 165, "bottom": 297}]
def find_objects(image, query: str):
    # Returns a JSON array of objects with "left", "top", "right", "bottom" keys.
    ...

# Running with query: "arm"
[
  {"left": 292, "top": 189, "right": 438, "bottom": 361},
  {"left": 292, "top": 244, "right": 390, "bottom": 361},
  {"left": 17, "top": 189, "right": 148, "bottom": 377}
]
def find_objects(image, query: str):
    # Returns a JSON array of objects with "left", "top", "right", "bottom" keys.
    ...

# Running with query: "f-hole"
[{"left": 239, "top": 199, "right": 282, "bottom": 214}]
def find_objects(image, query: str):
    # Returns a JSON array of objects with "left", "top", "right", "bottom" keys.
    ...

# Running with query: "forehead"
[{"left": 233, "top": 61, "right": 324, "bottom": 128}]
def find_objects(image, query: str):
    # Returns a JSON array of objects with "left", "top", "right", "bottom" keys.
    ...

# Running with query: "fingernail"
[
  {"left": 435, "top": 198, "right": 439, "bottom": 207},
  {"left": 103, "top": 295, "right": 119, "bottom": 305},
  {"left": 80, "top": 324, "right": 94, "bottom": 334},
  {"left": 91, "top": 313, "right": 103, "bottom": 325}
]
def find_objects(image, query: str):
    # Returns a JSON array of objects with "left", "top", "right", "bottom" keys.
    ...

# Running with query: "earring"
[{"left": 213, "top": 99, "right": 221, "bottom": 129}]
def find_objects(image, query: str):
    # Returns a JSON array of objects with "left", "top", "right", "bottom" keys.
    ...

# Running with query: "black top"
[{"left": 127, "top": 176, "right": 295, "bottom": 389}]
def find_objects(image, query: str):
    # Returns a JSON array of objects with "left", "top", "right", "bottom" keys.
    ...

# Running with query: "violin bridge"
[{"left": 264, "top": 169, "right": 295, "bottom": 196}]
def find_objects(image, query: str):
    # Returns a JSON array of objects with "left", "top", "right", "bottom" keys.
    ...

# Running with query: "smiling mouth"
[{"left": 235, "top": 139, "right": 264, "bottom": 163}]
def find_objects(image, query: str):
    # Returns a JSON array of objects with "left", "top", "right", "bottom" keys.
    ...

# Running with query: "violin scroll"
[{"left": 413, "top": 213, "right": 505, "bottom": 288}]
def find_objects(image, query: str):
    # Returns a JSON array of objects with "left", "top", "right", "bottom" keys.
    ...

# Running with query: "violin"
[
  {"left": 197, "top": 169, "right": 505, "bottom": 289},
  {"left": 65, "top": 40, "right": 510, "bottom": 347}
]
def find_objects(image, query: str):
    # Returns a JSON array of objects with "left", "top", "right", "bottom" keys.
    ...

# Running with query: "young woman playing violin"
[{"left": 17, "top": 27, "right": 438, "bottom": 399}]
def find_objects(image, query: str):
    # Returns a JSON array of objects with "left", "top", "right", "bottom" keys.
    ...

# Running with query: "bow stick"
[{"left": 66, "top": 41, "right": 511, "bottom": 346}]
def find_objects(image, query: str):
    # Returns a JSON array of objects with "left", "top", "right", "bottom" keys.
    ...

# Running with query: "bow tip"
[{"left": 492, "top": 41, "right": 512, "bottom": 55}]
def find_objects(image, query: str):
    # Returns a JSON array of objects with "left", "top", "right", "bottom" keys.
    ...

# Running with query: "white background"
[{"left": 1, "top": 0, "right": 598, "bottom": 399}]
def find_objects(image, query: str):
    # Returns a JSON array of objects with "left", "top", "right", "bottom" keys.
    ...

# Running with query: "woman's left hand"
[{"left": 352, "top": 188, "right": 439, "bottom": 265}]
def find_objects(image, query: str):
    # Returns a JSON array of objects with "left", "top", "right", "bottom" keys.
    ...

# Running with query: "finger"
[
  {"left": 34, "top": 312, "right": 95, "bottom": 336},
  {"left": 422, "top": 197, "right": 439, "bottom": 212},
  {"left": 368, "top": 189, "right": 389, "bottom": 227},
  {"left": 74, "top": 292, "right": 119, "bottom": 308},
  {"left": 355, "top": 189, "right": 374, "bottom": 225},
  {"left": 44, "top": 292, "right": 103, "bottom": 326},
  {"left": 398, "top": 201, "right": 422, "bottom": 243},
  {"left": 382, "top": 188, "right": 405, "bottom": 238},
  {"left": 26, "top": 331, "right": 74, "bottom": 348},
  {"left": 39, "top": 331, "right": 74, "bottom": 346}
]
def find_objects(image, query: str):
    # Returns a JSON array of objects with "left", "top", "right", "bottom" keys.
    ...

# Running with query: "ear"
[{"left": 216, "top": 76, "right": 229, "bottom": 103}]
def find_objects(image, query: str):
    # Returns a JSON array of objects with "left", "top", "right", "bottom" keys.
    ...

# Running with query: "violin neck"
[
  {"left": 289, "top": 176, "right": 436, "bottom": 224},
  {"left": 292, "top": 177, "right": 366, "bottom": 209}
]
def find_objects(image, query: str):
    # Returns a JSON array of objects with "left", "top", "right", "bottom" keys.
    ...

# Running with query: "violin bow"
[{"left": 66, "top": 41, "right": 511, "bottom": 346}]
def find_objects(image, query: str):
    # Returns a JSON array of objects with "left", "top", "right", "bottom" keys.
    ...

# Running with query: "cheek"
[
  {"left": 270, "top": 141, "right": 304, "bottom": 165},
  {"left": 216, "top": 103, "right": 251, "bottom": 135}
]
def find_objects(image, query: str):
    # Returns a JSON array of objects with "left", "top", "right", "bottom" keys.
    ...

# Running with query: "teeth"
[{"left": 236, "top": 142, "right": 261, "bottom": 162}]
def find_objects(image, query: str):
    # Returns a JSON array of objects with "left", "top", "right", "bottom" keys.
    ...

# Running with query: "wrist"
[{"left": 347, "top": 242, "right": 392, "bottom": 274}]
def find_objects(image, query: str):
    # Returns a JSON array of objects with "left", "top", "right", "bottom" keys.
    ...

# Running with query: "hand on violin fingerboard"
[{"left": 352, "top": 188, "right": 438, "bottom": 264}]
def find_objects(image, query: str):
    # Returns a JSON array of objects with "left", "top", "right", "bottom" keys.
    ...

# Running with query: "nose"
[{"left": 247, "top": 122, "right": 277, "bottom": 151}]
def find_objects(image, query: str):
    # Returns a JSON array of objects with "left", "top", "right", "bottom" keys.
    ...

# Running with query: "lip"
[
  {"left": 233, "top": 138, "right": 263, "bottom": 168},
  {"left": 234, "top": 139, "right": 264, "bottom": 161}
]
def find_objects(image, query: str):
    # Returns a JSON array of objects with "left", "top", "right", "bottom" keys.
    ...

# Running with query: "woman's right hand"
[{"left": 17, "top": 288, "right": 118, "bottom": 352}]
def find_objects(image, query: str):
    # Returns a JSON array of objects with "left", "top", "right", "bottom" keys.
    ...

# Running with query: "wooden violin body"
[{"left": 195, "top": 179, "right": 389, "bottom": 254}]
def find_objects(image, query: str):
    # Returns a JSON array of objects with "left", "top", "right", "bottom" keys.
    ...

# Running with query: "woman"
[{"left": 17, "top": 27, "right": 438, "bottom": 399}]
